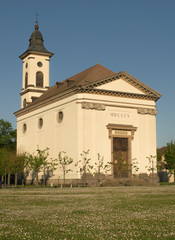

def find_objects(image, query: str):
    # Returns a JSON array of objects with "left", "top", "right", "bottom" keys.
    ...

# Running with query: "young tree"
[
  {"left": 28, "top": 148, "right": 49, "bottom": 185},
  {"left": 75, "top": 150, "right": 93, "bottom": 185},
  {"left": 146, "top": 155, "right": 157, "bottom": 184},
  {"left": 129, "top": 158, "right": 139, "bottom": 177},
  {"left": 93, "top": 153, "right": 111, "bottom": 184},
  {"left": 28, "top": 148, "right": 56, "bottom": 186},
  {"left": 164, "top": 141, "right": 175, "bottom": 183},
  {"left": 37, "top": 148, "right": 50, "bottom": 186},
  {"left": 57, "top": 151, "right": 73, "bottom": 184}
]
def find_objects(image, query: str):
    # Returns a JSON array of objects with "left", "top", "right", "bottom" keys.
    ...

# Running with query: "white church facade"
[{"left": 14, "top": 22, "right": 161, "bottom": 185}]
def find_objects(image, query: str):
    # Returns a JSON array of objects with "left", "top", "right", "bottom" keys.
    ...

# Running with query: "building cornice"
[
  {"left": 20, "top": 88, "right": 48, "bottom": 96},
  {"left": 19, "top": 50, "right": 54, "bottom": 60},
  {"left": 14, "top": 87, "right": 78, "bottom": 117},
  {"left": 84, "top": 71, "right": 161, "bottom": 99},
  {"left": 77, "top": 87, "right": 159, "bottom": 101}
]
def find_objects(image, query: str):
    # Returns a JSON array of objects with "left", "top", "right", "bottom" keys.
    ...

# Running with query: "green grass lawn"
[{"left": 0, "top": 186, "right": 175, "bottom": 240}]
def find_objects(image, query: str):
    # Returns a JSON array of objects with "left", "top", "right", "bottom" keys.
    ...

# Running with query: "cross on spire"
[{"left": 35, "top": 12, "right": 39, "bottom": 23}]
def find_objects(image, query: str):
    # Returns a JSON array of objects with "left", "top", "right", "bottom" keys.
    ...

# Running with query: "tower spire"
[
  {"left": 35, "top": 12, "right": 39, "bottom": 30},
  {"left": 35, "top": 12, "right": 39, "bottom": 23}
]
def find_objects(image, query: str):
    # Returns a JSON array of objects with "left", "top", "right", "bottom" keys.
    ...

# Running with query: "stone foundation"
[{"left": 24, "top": 172, "right": 159, "bottom": 186}]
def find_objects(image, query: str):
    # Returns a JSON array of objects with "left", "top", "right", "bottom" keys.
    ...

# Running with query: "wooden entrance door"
[{"left": 113, "top": 137, "right": 128, "bottom": 178}]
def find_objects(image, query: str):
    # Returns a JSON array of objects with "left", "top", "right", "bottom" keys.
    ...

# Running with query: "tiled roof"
[
  {"left": 14, "top": 64, "right": 162, "bottom": 117},
  {"left": 33, "top": 64, "right": 115, "bottom": 103}
]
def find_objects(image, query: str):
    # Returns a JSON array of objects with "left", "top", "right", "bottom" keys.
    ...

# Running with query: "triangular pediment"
[
  {"left": 83, "top": 71, "right": 161, "bottom": 100},
  {"left": 95, "top": 78, "right": 145, "bottom": 95}
]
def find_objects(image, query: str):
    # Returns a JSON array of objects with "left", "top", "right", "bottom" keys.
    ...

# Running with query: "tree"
[
  {"left": 28, "top": 148, "right": 56, "bottom": 185},
  {"left": 93, "top": 153, "right": 111, "bottom": 184},
  {"left": 157, "top": 149, "right": 166, "bottom": 172},
  {"left": 11, "top": 153, "right": 29, "bottom": 186},
  {"left": 0, "top": 148, "right": 9, "bottom": 186},
  {"left": 164, "top": 141, "right": 175, "bottom": 183},
  {"left": 0, "top": 119, "right": 16, "bottom": 150},
  {"left": 129, "top": 158, "right": 139, "bottom": 177},
  {"left": 75, "top": 150, "right": 93, "bottom": 184},
  {"left": 40, "top": 148, "right": 57, "bottom": 186},
  {"left": 28, "top": 148, "right": 48, "bottom": 185},
  {"left": 145, "top": 155, "right": 157, "bottom": 184},
  {"left": 57, "top": 151, "right": 73, "bottom": 184}
]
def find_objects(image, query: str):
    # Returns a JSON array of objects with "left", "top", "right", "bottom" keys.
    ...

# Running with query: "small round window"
[
  {"left": 57, "top": 111, "right": 63, "bottom": 123},
  {"left": 22, "top": 124, "right": 27, "bottom": 133},
  {"left": 38, "top": 118, "right": 43, "bottom": 129},
  {"left": 37, "top": 61, "right": 43, "bottom": 67}
]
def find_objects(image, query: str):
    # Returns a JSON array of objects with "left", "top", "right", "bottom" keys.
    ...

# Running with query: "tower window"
[
  {"left": 23, "top": 98, "right": 27, "bottom": 108},
  {"left": 25, "top": 72, "right": 28, "bottom": 88},
  {"left": 22, "top": 124, "right": 27, "bottom": 133},
  {"left": 36, "top": 71, "right": 43, "bottom": 87}
]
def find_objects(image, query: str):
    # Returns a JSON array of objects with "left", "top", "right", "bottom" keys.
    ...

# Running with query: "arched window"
[
  {"left": 36, "top": 71, "right": 43, "bottom": 87},
  {"left": 25, "top": 72, "right": 28, "bottom": 88}
]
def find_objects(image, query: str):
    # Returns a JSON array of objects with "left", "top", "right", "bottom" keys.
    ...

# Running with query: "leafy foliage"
[
  {"left": 164, "top": 141, "right": 175, "bottom": 182},
  {"left": 0, "top": 119, "right": 16, "bottom": 150},
  {"left": 93, "top": 153, "right": 111, "bottom": 184},
  {"left": 146, "top": 155, "right": 157, "bottom": 173},
  {"left": 129, "top": 158, "right": 139, "bottom": 177},
  {"left": 156, "top": 149, "right": 165, "bottom": 171},
  {"left": 57, "top": 151, "right": 73, "bottom": 184},
  {"left": 75, "top": 150, "right": 93, "bottom": 183},
  {"left": 28, "top": 148, "right": 52, "bottom": 185}
]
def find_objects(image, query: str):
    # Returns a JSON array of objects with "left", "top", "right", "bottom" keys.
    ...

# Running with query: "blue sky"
[{"left": 0, "top": 0, "right": 174, "bottom": 148}]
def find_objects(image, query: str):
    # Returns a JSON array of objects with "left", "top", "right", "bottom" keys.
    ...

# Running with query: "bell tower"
[{"left": 19, "top": 21, "right": 53, "bottom": 108}]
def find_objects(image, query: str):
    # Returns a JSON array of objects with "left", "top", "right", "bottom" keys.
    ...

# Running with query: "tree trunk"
[
  {"left": 15, "top": 172, "right": 18, "bottom": 187},
  {"left": 1, "top": 175, "right": 3, "bottom": 182},
  {"left": 35, "top": 172, "right": 39, "bottom": 185},
  {"left": 4, "top": 168, "right": 6, "bottom": 187},
  {"left": 21, "top": 172, "right": 24, "bottom": 186},
  {"left": 43, "top": 166, "right": 46, "bottom": 186},
  {"left": 63, "top": 171, "right": 65, "bottom": 185},
  {"left": 8, "top": 173, "right": 10, "bottom": 186},
  {"left": 4, "top": 175, "right": 6, "bottom": 188}
]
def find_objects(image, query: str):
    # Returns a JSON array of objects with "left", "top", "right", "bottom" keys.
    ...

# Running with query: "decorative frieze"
[
  {"left": 137, "top": 108, "right": 157, "bottom": 115},
  {"left": 81, "top": 102, "right": 105, "bottom": 111}
]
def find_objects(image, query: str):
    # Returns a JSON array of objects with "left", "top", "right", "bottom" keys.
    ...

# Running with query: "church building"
[{"left": 14, "top": 21, "right": 161, "bottom": 184}]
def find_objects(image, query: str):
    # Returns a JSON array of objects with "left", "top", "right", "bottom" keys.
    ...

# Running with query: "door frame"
[{"left": 107, "top": 124, "right": 137, "bottom": 178}]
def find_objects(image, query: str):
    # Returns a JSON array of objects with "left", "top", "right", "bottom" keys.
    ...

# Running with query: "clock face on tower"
[{"left": 37, "top": 61, "right": 43, "bottom": 67}]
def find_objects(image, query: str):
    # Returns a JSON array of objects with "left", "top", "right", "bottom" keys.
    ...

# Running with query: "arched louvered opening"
[
  {"left": 25, "top": 72, "right": 28, "bottom": 88},
  {"left": 36, "top": 71, "right": 43, "bottom": 87}
]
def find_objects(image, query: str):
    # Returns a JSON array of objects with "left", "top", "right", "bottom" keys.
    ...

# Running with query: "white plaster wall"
[
  {"left": 17, "top": 95, "right": 80, "bottom": 180},
  {"left": 17, "top": 91, "right": 158, "bottom": 180}
]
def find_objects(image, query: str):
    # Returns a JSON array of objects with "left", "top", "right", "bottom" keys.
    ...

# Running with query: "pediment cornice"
[{"left": 82, "top": 71, "right": 161, "bottom": 101}]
